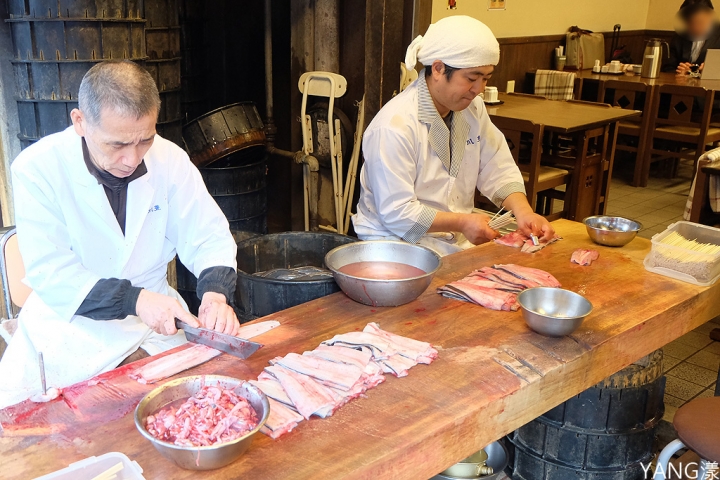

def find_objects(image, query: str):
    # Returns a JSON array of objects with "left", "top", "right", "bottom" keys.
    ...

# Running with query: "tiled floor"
[
  {"left": 606, "top": 160, "right": 693, "bottom": 240},
  {"left": 608, "top": 159, "right": 719, "bottom": 425}
]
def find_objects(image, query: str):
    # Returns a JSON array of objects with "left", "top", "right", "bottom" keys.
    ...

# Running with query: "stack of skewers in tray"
[{"left": 644, "top": 221, "right": 720, "bottom": 286}]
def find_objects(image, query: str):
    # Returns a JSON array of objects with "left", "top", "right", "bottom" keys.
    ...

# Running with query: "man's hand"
[
  {"left": 676, "top": 62, "right": 693, "bottom": 75},
  {"left": 515, "top": 210, "right": 555, "bottom": 242},
  {"left": 136, "top": 289, "right": 199, "bottom": 336},
  {"left": 460, "top": 213, "right": 499, "bottom": 245},
  {"left": 198, "top": 292, "right": 240, "bottom": 336}
]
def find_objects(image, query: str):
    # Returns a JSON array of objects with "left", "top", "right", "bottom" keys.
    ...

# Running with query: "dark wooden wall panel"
[{"left": 490, "top": 29, "right": 675, "bottom": 93}]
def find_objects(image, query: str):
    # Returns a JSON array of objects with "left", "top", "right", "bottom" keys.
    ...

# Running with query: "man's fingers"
[
  {"left": 164, "top": 317, "right": 178, "bottom": 336},
  {"left": 230, "top": 317, "right": 240, "bottom": 337},
  {"left": 214, "top": 313, "right": 228, "bottom": 335},
  {"left": 175, "top": 307, "right": 200, "bottom": 328},
  {"left": 223, "top": 309, "right": 237, "bottom": 335},
  {"left": 203, "top": 302, "right": 220, "bottom": 330}
]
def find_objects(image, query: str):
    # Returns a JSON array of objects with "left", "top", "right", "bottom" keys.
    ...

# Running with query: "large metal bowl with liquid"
[
  {"left": 517, "top": 287, "right": 593, "bottom": 337},
  {"left": 134, "top": 375, "right": 269, "bottom": 470},
  {"left": 583, "top": 216, "right": 642, "bottom": 247},
  {"left": 324, "top": 241, "right": 441, "bottom": 307}
]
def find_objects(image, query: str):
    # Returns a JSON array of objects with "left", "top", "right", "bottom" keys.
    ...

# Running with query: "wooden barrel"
[
  {"left": 182, "top": 102, "right": 266, "bottom": 167},
  {"left": 506, "top": 350, "right": 665, "bottom": 480}
]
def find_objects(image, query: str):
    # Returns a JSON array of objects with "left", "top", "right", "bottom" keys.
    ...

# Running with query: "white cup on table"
[{"left": 484, "top": 86, "right": 499, "bottom": 103}]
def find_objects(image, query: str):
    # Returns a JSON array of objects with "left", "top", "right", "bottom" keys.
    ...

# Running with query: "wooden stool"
[{"left": 653, "top": 397, "right": 720, "bottom": 480}]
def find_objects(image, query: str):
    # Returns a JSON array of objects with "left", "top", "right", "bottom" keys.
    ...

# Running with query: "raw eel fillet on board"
[
  {"left": 253, "top": 323, "right": 438, "bottom": 438},
  {"left": 437, "top": 264, "right": 561, "bottom": 311},
  {"left": 571, "top": 249, "right": 599, "bottom": 266}
]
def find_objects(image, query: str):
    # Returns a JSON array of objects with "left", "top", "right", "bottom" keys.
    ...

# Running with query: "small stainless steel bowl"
[
  {"left": 517, "top": 287, "right": 593, "bottom": 337},
  {"left": 134, "top": 375, "right": 269, "bottom": 470},
  {"left": 583, "top": 215, "right": 642, "bottom": 247},
  {"left": 324, "top": 241, "right": 441, "bottom": 307},
  {"left": 433, "top": 441, "right": 509, "bottom": 480}
]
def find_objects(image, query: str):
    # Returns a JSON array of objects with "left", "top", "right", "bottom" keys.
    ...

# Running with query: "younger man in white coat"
[
  {"left": 353, "top": 16, "right": 554, "bottom": 255},
  {"left": 0, "top": 61, "right": 240, "bottom": 407}
]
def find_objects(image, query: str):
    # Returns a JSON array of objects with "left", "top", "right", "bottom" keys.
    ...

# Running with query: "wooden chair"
[
  {"left": 688, "top": 157, "right": 720, "bottom": 224},
  {"left": 644, "top": 84, "right": 720, "bottom": 186},
  {"left": 599, "top": 81, "right": 655, "bottom": 187},
  {"left": 0, "top": 227, "right": 31, "bottom": 354},
  {"left": 0, "top": 227, "right": 31, "bottom": 318},
  {"left": 492, "top": 116, "right": 571, "bottom": 221}
]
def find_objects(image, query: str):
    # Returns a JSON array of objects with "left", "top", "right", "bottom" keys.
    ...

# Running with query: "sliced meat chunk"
[
  {"left": 304, "top": 345, "right": 373, "bottom": 370},
  {"left": 129, "top": 344, "right": 222, "bottom": 384},
  {"left": 263, "top": 365, "right": 337, "bottom": 420},
  {"left": 274, "top": 352, "right": 364, "bottom": 391},
  {"left": 472, "top": 266, "right": 539, "bottom": 289},
  {"left": 362, "top": 322, "right": 438, "bottom": 364},
  {"left": 249, "top": 379, "right": 294, "bottom": 408},
  {"left": 571, "top": 249, "right": 599, "bottom": 266},
  {"left": 438, "top": 281, "right": 518, "bottom": 311},
  {"left": 494, "top": 231, "right": 528, "bottom": 248},
  {"left": 520, "top": 235, "right": 562, "bottom": 254},
  {"left": 260, "top": 398, "right": 304, "bottom": 439},
  {"left": 494, "top": 264, "right": 561, "bottom": 288}
]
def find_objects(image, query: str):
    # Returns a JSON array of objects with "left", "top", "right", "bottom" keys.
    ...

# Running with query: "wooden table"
[
  {"left": 576, "top": 71, "right": 720, "bottom": 187},
  {"left": 488, "top": 94, "right": 639, "bottom": 220},
  {"left": 2, "top": 220, "right": 719, "bottom": 479},
  {"left": 576, "top": 71, "right": 720, "bottom": 102}
]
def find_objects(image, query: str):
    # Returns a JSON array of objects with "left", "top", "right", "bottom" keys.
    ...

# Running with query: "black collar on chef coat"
[{"left": 82, "top": 138, "right": 148, "bottom": 235}]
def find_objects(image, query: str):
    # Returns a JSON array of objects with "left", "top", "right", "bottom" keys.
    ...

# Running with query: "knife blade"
[{"left": 175, "top": 319, "right": 262, "bottom": 360}]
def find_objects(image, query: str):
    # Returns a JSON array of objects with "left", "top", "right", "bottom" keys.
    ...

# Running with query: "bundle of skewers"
[
  {"left": 657, "top": 232, "right": 720, "bottom": 261},
  {"left": 650, "top": 230, "right": 720, "bottom": 282},
  {"left": 488, "top": 208, "right": 515, "bottom": 231}
]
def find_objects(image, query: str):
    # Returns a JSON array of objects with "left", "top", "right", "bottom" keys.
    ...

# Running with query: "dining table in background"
[
  {"left": 487, "top": 93, "right": 639, "bottom": 221},
  {"left": 2, "top": 220, "right": 718, "bottom": 480},
  {"left": 577, "top": 71, "right": 720, "bottom": 188}
]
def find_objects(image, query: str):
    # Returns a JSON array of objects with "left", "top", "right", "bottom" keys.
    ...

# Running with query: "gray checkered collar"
[{"left": 416, "top": 72, "right": 470, "bottom": 177}]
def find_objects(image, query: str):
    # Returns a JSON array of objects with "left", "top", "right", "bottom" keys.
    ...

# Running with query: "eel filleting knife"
[{"left": 175, "top": 319, "right": 262, "bottom": 360}]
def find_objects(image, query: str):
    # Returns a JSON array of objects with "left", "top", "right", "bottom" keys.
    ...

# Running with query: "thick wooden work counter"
[{"left": 2, "top": 220, "right": 719, "bottom": 479}]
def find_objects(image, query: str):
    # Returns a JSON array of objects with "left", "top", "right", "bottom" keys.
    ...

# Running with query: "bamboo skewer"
[
  {"left": 658, "top": 231, "right": 720, "bottom": 262},
  {"left": 90, "top": 462, "right": 124, "bottom": 480}
]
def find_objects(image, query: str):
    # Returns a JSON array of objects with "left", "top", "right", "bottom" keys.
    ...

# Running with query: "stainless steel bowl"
[
  {"left": 432, "top": 441, "right": 509, "bottom": 480},
  {"left": 583, "top": 215, "right": 642, "bottom": 247},
  {"left": 134, "top": 375, "right": 269, "bottom": 470},
  {"left": 517, "top": 287, "right": 593, "bottom": 337},
  {"left": 324, "top": 241, "right": 441, "bottom": 307},
  {"left": 441, "top": 449, "right": 491, "bottom": 478}
]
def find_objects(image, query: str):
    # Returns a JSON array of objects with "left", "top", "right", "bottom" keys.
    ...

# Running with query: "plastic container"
[
  {"left": 34, "top": 452, "right": 145, "bottom": 480},
  {"left": 643, "top": 221, "right": 720, "bottom": 286}
]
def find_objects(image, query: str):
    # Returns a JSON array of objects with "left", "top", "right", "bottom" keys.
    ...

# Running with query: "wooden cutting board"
[{"left": 2, "top": 219, "right": 718, "bottom": 480}]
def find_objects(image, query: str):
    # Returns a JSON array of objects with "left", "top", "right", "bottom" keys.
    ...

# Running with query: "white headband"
[{"left": 405, "top": 15, "right": 500, "bottom": 70}]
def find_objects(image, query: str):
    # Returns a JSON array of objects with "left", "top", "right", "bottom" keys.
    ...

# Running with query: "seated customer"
[{"left": 663, "top": 0, "right": 720, "bottom": 74}]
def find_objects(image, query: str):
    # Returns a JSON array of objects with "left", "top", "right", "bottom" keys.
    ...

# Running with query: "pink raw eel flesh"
[
  {"left": 253, "top": 322, "right": 438, "bottom": 439},
  {"left": 571, "top": 249, "right": 599, "bottom": 266},
  {"left": 129, "top": 344, "right": 222, "bottom": 384},
  {"left": 437, "top": 263, "right": 562, "bottom": 311},
  {"left": 494, "top": 231, "right": 563, "bottom": 253},
  {"left": 144, "top": 385, "right": 259, "bottom": 446},
  {"left": 128, "top": 320, "right": 279, "bottom": 384}
]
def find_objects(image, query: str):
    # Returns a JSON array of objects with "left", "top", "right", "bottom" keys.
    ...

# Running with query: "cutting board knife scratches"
[
  {"left": 499, "top": 346, "right": 545, "bottom": 378},
  {"left": 492, "top": 352, "right": 542, "bottom": 384}
]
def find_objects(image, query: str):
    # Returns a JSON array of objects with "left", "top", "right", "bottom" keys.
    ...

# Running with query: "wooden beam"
[{"left": 364, "top": 0, "right": 407, "bottom": 123}]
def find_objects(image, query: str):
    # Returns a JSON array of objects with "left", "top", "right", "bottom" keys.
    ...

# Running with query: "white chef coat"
[
  {"left": 0, "top": 127, "right": 237, "bottom": 408},
  {"left": 352, "top": 73, "right": 525, "bottom": 252}
]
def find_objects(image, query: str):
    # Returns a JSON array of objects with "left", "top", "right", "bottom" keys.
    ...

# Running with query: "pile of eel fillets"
[
  {"left": 437, "top": 264, "right": 561, "bottom": 311},
  {"left": 252, "top": 322, "right": 438, "bottom": 439}
]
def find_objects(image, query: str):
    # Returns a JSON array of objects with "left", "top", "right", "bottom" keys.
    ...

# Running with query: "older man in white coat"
[
  {"left": 0, "top": 60, "right": 240, "bottom": 407},
  {"left": 353, "top": 16, "right": 554, "bottom": 256}
]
